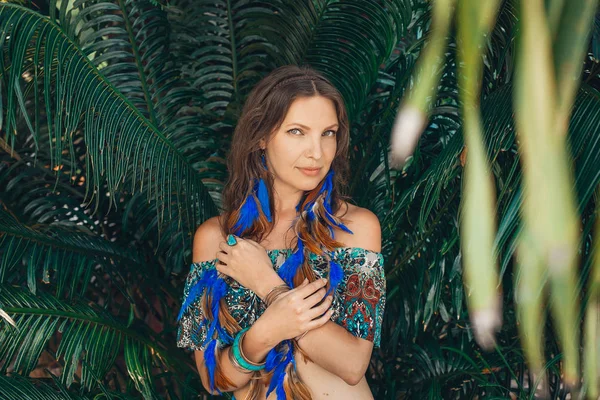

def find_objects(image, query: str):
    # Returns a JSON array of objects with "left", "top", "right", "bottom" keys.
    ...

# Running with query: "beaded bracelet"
[{"left": 232, "top": 328, "right": 265, "bottom": 371}]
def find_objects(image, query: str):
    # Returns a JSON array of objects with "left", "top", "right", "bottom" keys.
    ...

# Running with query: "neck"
[{"left": 271, "top": 181, "right": 304, "bottom": 216}]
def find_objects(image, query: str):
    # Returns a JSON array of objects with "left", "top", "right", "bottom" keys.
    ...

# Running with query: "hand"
[
  {"left": 215, "top": 236, "right": 278, "bottom": 294},
  {"left": 255, "top": 278, "right": 334, "bottom": 344}
]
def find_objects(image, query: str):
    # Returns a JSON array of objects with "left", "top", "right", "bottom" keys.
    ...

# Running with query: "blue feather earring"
[
  {"left": 305, "top": 169, "right": 352, "bottom": 296},
  {"left": 257, "top": 150, "right": 272, "bottom": 222},
  {"left": 231, "top": 150, "right": 272, "bottom": 235}
]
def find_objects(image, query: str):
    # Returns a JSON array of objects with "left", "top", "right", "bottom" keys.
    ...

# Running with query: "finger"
[
  {"left": 215, "top": 250, "right": 229, "bottom": 265},
  {"left": 304, "top": 287, "right": 327, "bottom": 307},
  {"left": 276, "top": 279, "right": 307, "bottom": 303},
  {"left": 218, "top": 242, "right": 230, "bottom": 253},
  {"left": 294, "top": 278, "right": 327, "bottom": 298},
  {"left": 215, "top": 258, "right": 229, "bottom": 274},
  {"left": 307, "top": 295, "right": 333, "bottom": 319},
  {"left": 307, "top": 308, "right": 334, "bottom": 330}
]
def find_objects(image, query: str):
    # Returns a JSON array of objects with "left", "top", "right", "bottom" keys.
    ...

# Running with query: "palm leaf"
[
  {"left": 384, "top": 84, "right": 600, "bottom": 276},
  {"left": 0, "top": 4, "right": 218, "bottom": 244},
  {"left": 0, "top": 373, "right": 90, "bottom": 400},
  {"left": 0, "top": 284, "right": 197, "bottom": 396}
]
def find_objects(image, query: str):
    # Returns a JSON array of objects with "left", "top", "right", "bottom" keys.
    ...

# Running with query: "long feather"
[
  {"left": 204, "top": 339, "right": 221, "bottom": 395},
  {"left": 326, "top": 259, "right": 344, "bottom": 297},
  {"left": 257, "top": 178, "right": 272, "bottom": 222},
  {"left": 266, "top": 341, "right": 293, "bottom": 399},
  {"left": 204, "top": 276, "right": 233, "bottom": 344},
  {"left": 324, "top": 210, "right": 353, "bottom": 234},
  {"left": 266, "top": 346, "right": 284, "bottom": 371},
  {"left": 177, "top": 268, "right": 218, "bottom": 321},
  {"left": 233, "top": 192, "right": 260, "bottom": 235},
  {"left": 278, "top": 240, "right": 305, "bottom": 287}
]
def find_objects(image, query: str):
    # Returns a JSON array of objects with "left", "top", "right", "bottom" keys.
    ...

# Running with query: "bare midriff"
[{"left": 232, "top": 349, "right": 374, "bottom": 400}]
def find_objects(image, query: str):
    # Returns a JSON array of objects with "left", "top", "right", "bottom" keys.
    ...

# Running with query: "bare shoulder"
[
  {"left": 335, "top": 201, "right": 382, "bottom": 253},
  {"left": 192, "top": 215, "right": 227, "bottom": 263}
]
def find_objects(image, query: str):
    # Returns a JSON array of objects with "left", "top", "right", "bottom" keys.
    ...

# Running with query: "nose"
[{"left": 305, "top": 135, "right": 323, "bottom": 160}]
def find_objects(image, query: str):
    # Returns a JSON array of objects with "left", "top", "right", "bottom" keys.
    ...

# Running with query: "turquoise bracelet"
[{"left": 232, "top": 328, "right": 265, "bottom": 371}]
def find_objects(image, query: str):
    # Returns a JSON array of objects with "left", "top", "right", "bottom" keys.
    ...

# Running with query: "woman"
[{"left": 177, "top": 65, "right": 386, "bottom": 399}]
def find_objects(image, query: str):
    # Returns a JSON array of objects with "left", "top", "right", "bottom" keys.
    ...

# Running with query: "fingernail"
[{"left": 322, "top": 278, "right": 328, "bottom": 284}]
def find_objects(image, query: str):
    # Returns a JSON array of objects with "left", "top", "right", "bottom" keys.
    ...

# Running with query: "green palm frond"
[
  {"left": 51, "top": 0, "right": 185, "bottom": 129},
  {"left": 52, "top": 0, "right": 226, "bottom": 169},
  {"left": 0, "top": 200, "right": 185, "bottom": 317},
  {"left": 489, "top": 85, "right": 600, "bottom": 280},
  {"left": 167, "top": 0, "right": 415, "bottom": 119},
  {"left": 165, "top": 0, "right": 278, "bottom": 117},
  {"left": 0, "top": 3, "right": 218, "bottom": 246},
  {"left": 0, "top": 203, "right": 142, "bottom": 298},
  {"left": 384, "top": 84, "right": 600, "bottom": 272},
  {"left": 251, "top": 0, "right": 414, "bottom": 117},
  {"left": 0, "top": 373, "right": 91, "bottom": 400},
  {"left": 0, "top": 153, "right": 109, "bottom": 233},
  {"left": 0, "top": 284, "right": 196, "bottom": 396}
]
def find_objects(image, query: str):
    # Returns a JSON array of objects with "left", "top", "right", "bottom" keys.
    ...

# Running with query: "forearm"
[
  {"left": 200, "top": 321, "right": 276, "bottom": 393},
  {"left": 202, "top": 273, "right": 286, "bottom": 393},
  {"left": 295, "top": 321, "right": 372, "bottom": 385},
  {"left": 253, "top": 274, "right": 371, "bottom": 384}
]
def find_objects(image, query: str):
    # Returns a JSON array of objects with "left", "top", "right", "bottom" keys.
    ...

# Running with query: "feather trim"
[
  {"left": 266, "top": 341, "right": 294, "bottom": 399},
  {"left": 257, "top": 178, "right": 272, "bottom": 222},
  {"left": 177, "top": 268, "right": 219, "bottom": 321},
  {"left": 232, "top": 192, "right": 260, "bottom": 235},
  {"left": 278, "top": 240, "right": 305, "bottom": 287},
  {"left": 326, "top": 258, "right": 344, "bottom": 297},
  {"left": 204, "top": 339, "right": 221, "bottom": 395}
]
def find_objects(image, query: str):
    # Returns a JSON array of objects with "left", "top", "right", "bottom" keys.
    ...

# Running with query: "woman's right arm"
[
  {"left": 190, "top": 218, "right": 333, "bottom": 394},
  {"left": 191, "top": 217, "right": 260, "bottom": 393}
]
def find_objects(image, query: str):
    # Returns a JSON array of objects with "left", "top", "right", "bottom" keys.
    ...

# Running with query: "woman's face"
[{"left": 261, "top": 95, "right": 339, "bottom": 193}]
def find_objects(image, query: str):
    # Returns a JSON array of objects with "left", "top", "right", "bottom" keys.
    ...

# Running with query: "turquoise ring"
[{"left": 226, "top": 234, "right": 237, "bottom": 246}]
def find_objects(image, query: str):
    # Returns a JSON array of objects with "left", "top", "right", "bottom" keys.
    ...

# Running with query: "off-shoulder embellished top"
[{"left": 176, "top": 246, "right": 386, "bottom": 350}]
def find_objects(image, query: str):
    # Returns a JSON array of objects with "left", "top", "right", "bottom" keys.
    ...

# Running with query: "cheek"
[
  {"left": 325, "top": 141, "right": 337, "bottom": 160},
  {"left": 269, "top": 142, "right": 299, "bottom": 170}
]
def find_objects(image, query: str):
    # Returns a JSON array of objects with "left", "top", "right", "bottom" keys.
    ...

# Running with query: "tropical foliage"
[{"left": 0, "top": 0, "right": 598, "bottom": 399}]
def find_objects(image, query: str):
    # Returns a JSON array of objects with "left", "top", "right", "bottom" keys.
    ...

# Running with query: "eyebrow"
[{"left": 285, "top": 122, "right": 339, "bottom": 130}]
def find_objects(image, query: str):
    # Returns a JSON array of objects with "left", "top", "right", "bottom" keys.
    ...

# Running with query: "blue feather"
[
  {"left": 266, "top": 347, "right": 282, "bottom": 371},
  {"left": 321, "top": 170, "right": 334, "bottom": 205},
  {"left": 278, "top": 240, "right": 304, "bottom": 287},
  {"left": 326, "top": 259, "right": 344, "bottom": 297},
  {"left": 265, "top": 347, "right": 284, "bottom": 397},
  {"left": 232, "top": 192, "right": 260, "bottom": 235},
  {"left": 177, "top": 281, "right": 204, "bottom": 322},
  {"left": 177, "top": 268, "right": 220, "bottom": 321},
  {"left": 204, "top": 339, "right": 221, "bottom": 395},
  {"left": 325, "top": 212, "right": 353, "bottom": 234},
  {"left": 266, "top": 341, "right": 294, "bottom": 399},
  {"left": 257, "top": 178, "right": 272, "bottom": 222},
  {"left": 203, "top": 276, "right": 234, "bottom": 344}
]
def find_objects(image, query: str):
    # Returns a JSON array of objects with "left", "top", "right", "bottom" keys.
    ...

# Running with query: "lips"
[{"left": 298, "top": 167, "right": 322, "bottom": 176}]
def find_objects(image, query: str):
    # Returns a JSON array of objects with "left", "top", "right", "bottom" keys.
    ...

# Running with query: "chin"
[{"left": 294, "top": 179, "right": 321, "bottom": 192}]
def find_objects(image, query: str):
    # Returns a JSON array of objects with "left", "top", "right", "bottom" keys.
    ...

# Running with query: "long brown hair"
[{"left": 206, "top": 65, "right": 352, "bottom": 398}]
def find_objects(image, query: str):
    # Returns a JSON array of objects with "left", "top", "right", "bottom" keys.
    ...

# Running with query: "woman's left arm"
[
  {"left": 295, "top": 207, "right": 384, "bottom": 386},
  {"left": 295, "top": 320, "right": 375, "bottom": 385}
]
